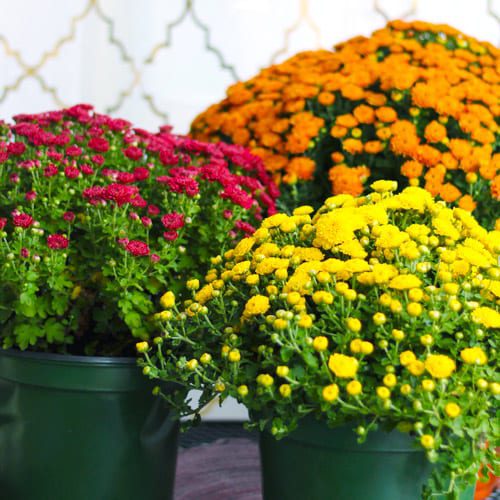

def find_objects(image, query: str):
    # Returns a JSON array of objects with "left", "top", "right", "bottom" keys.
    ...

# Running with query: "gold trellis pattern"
[{"left": 0, "top": 0, "right": 499, "bottom": 128}]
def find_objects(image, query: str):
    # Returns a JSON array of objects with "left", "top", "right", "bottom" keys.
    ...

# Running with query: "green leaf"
[
  {"left": 44, "top": 318, "right": 66, "bottom": 344},
  {"left": 124, "top": 312, "right": 142, "bottom": 329},
  {"left": 14, "top": 323, "right": 43, "bottom": 350},
  {"left": 280, "top": 346, "right": 294, "bottom": 362}
]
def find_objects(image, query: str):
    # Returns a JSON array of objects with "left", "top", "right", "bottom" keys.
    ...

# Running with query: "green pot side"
[
  {"left": 0, "top": 350, "right": 179, "bottom": 500},
  {"left": 260, "top": 418, "right": 475, "bottom": 500}
]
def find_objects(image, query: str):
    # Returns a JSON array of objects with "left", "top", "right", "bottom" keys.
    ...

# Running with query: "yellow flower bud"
[
  {"left": 276, "top": 366, "right": 290, "bottom": 378},
  {"left": 298, "top": 315, "right": 313, "bottom": 328},
  {"left": 360, "top": 341, "right": 374, "bottom": 355},
  {"left": 256, "top": 374, "right": 274, "bottom": 388},
  {"left": 383, "top": 374, "right": 397, "bottom": 388},
  {"left": 187, "top": 279, "right": 200, "bottom": 290},
  {"left": 390, "top": 300, "right": 403, "bottom": 313},
  {"left": 313, "top": 336, "right": 329, "bottom": 352},
  {"left": 444, "top": 402, "right": 461, "bottom": 418},
  {"left": 246, "top": 274, "right": 260, "bottom": 286},
  {"left": 421, "top": 379, "right": 435, "bottom": 392},
  {"left": 200, "top": 353, "right": 212, "bottom": 365},
  {"left": 228, "top": 350, "right": 241, "bottom": 363},
  {"left": 186, "top": 359, "right": 198, "bottom": 371},
  {"left": 408, "top": 288, "right": 423, "bottom": 302},
  {"left": 322, "top": 383, "right": 339, "bottom": 402},
  {"left": 420, "top": 435, "right": 435, "bottom": 449},
  {"left": 407, "top": 302, "right": 422, "bottom": 317},
  {"left": 392, "top": 329, "right": 405, "bottom": 341},
  {"left": 376, "top": 386, "right": 391, "bottom": 400},
  {"left": 346, "top": 317, "right": 362, "bottom": 333},
  {"left": 159, "top": 291, "right": 175, "bottom": 309},
  {"left": 346, "top": 380, "right": 362, "bottom": 396},
  {"left": 237, "top": 385, "right": 249, "bottom": 397},
  {"left": 136, "top": 341, "right": 149, "bottom": 353},
  {"left": 373, "top": 312, "right": 387, "bottom": 325},
  {"left": 279, "top": 384, "right": 292, "bottom": 397},
  {"left": 420, "top": 334, "right": 434, "bottom": 346},
  {"left": 287, "top": 292, "right": 301, "bottom": 305},
  {"left": 275, "top": 268, "right": 288, "bottom": 280},
  {"left": 400, "top": 384, "right": 412, "bottom": 395},
  {"left": 379, "top": 293, "right": 392, "bottom": 307}
]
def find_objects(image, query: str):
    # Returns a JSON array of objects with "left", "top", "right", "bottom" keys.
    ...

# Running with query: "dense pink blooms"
[
  {"left": 125, "top": 240, "right": 150, "bottom": 256},
  {"left": 25, "top": 191, "right": 37, "bottom": 201},
  {"left": 44, "top": 164, "right": 58, "bottom": 177},
  {"left": 12, "top": 213, "right": 33, "bottom": 228},
  {"left": 235, "top": 220, "right": 255, "bottom": 234},
  {"left": 64, "top": 166, "right": 80, "bottom": 179},
  {"left": 88, "top": 137, "right": 109, "bottom": 153},
  {"left": 20, "top": 247, "right": 30, "bottom": 258},
  {"left": 47, "top": 234, "right": 69, "bottom": 249},
  {"left": 7, "top": 142, "right": 26, "bottom": 156},
  {"left": 63, "top": 211, "right": 75, "bottom": 222},
  {"left": 163, "top": 230, "right": 179, "bottom": 241},
  {"left": 0, "top": 218, "right": 6, "bottom": 230},
  {"left": 66, "top": 145, "right": 82, "bottom": 157},
  {"left": 123, "top": 146, "right": 143, "bottom": 160},
  {"left": 161, "top": 212, "right": 184, "bottom": 230}
]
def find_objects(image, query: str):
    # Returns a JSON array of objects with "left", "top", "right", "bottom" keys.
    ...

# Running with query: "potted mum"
[
  {"left": 0, "top": 104, "right": 278, "bottom": 500},
  {"left": 140, "top": 182, "right": 499, "bottom": 500},
  {"left": 191, "top": 20, "right": 500, "bottom": 229}
]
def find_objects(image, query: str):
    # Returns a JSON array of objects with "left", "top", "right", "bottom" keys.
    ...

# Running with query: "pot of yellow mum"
[
  {"left": 139, "top": 181, "right": 499, "bottom": 500},
  {"left": 191, "top": 20, "right": 500, "bottom": 231}
]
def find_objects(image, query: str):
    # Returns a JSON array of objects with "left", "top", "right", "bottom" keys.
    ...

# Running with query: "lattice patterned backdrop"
[
  {"left": 1, "top": 0, "right": 498, "bottom": 420},
  {"left": 1, "top": 0, "right": 499, "bottom": 135}
]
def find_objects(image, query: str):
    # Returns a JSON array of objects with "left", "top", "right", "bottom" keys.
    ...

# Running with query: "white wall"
[{"left": 1, "top": 0, "right": 497, "bottom": 419}]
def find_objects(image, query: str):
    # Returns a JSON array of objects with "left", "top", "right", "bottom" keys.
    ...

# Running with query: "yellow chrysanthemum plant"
[{"left": 138, "top": 181, "right": 499, "bottom": 496}]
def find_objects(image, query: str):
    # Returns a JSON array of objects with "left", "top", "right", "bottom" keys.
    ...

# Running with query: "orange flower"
[
  {"left": 376, "top": 106, "right": 398, "bottom": 123},
  {"left": 341, "top": 83, "right": 365, "bottom": 101},
  {"left": 287, "top": 157, "right": 316, "bottom": 181},
  {"left": 401, "top": 160, "right": 423, "bottom": 179},
  {"left": 342, "top": 138, "right": 364, "bottom": 155},
  {"left": 318, "top": 92, "right": 335, "bottom": 106},
  {"left": 424, "top": 121, "right": 447, "bottom": 143},
  {"left": 439, "top": 183, "right": 461, "bottom": 203},
  {"left": 330, "top": 126, "right": 348, "bottom": 138},
  {"left": 491, "top": 176, "right": 500, "bottom": 200},
  {"left": 331, "top": 152, "right": 345, "bottom": 164},
  {"left": 336, "top": 114, "right": 358, "bottom": 128},
  {"left": 458, "top": 195, "right": 477, "bottom": 212},
  {"left": 353, "top": 105, "right": 375, "bottom": 124},
  {"left": 364, "top": 141, "right": 383, "bottom": 154}
]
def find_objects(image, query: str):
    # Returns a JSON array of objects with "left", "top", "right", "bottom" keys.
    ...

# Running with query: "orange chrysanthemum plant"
[{"left": 191, "top": 20, "right": 500, "bottom": 229}]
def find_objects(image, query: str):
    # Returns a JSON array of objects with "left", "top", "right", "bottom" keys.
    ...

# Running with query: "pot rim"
[{"left": 0, "top": 348, "right": 137, "bottom": 366}]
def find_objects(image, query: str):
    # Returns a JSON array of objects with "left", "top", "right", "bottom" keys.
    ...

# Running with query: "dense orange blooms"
[{"left": 191, "top": 20, "right": 500, "bottom": 228}]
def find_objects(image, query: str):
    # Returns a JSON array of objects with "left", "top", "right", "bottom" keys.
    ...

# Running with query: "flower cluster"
[
  {"left": 0, "top": 104, "right": 278, "bottom": 355},
  {"left": 140, "top": 182, "right": 499, "bottom": 496},
  {"left": 191, "top": 20, "right": 500, "bottom": 229}
]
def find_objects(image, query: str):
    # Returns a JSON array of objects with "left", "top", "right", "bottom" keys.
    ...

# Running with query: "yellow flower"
[
  {"left": 383, "top": 373, "right": 397, "bottom": 387},
  {"left": 243, "top": 295, "right": 270, "bottom": 317},
  {"left": 408, "top": 360, "right": 425, "bottom": 376},
  {"left": 322, "top": 383, "right": 339, "bottom": 402},
  {"left": 237, "top": 385, "right": 249, "bottom": 397},
  {"left": 328, "top": 353, "right": 359, "bottom": 378},
  {"left": 228, "top": 350, "right": 241, "bottom": 363},
  {"left": 186, "top": 279, "right": 200, "bottom": 290},
  {"left": 232, "top": 261, "right": 251, "bottom": 275},
  {"left": 279, "top": 384, "right": 292, "bottom": 397},
  {"left": 371, "top": 180, "right": 398, "bottom": 193},
  {"left": 262, "top": 213, "right": 289, "bottom": 228},
  {"left": 276, "top": 366, "right": 290, "bottom": 378},
  {"left": 256, "top": 374, "right": 274, "bottom": 387},
  {"left": 346, "top": 380, "right": 362, "bottom": 396},
  {"left": 346, "top": 317, "right": 362, "bottom": 332},
  {"left": 246, "top": 274, "right": 260, "bottom": 286},
  {"left": 389, "top": 274, "right": 422, "bottom": 290},
  {"left": 400, "top": 384, "right": 412, "bottom": 395},
  {"left": 420, "top": 435, "right": 435, "bottom": 449},
  {"left": 400, "top": 350, "right": 416, "bottom": 366},
  {"left": 471, "top": 306, "right": 500, "bottom": 328},
  {"left": 233, "top": 237, "right": 255, "bottom": 257},
  {"left": 460, "top": 347, "right": 488, "bottom": 365},
  {"left": 186, "top": 359, "right": 198, "bottom": 371},
  {"left": 425, "top": 354, "right": 456, "bottom": 378},
  {"left": 313, "top": 336, "right": 329, "bottom": 352},
  {"left": 195, "top": 284, "right": 214, "bottom": 304},
  {"left": 421, "top": 379, "right": 435, "bottom": 391},
  {"left": 360, "top": 341, "right": 374, "bottom": 355},
  {"left": 136, "top": 341, "right": 149, "bottom": 353},
  {"left": 298, "top": 314, "right": 313, "bottom": 328},
  {"left": 159, "top": 291, "right": 175, "bottom": 308},
  {"left": 256, "top": 257, "right": 289, "bottom": 275},
  {"left": 407, "top": 302, "right": 423, "bottom": 317},
  {"left": 200, "top": 353, "right": 212, "bottom": 365},
  {"left": 373, "top": 312, "right": 387, "bottom": 325},
  {"left": 445, "top": 402, "right": 461, "bottom": 418},
  {"left": 293, "top": 205, "right": 314, "bottom": 215},
  {"left": 376, "top": 386, "right": 391, "bottom": 399}
]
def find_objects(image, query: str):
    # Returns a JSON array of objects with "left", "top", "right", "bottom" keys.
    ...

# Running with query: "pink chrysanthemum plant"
[
  {"left": 139, "top": 181, "right": 499, "bottom": 496},
  {"left": 0, "top": 104, "right": 278, "bottom": 355}
]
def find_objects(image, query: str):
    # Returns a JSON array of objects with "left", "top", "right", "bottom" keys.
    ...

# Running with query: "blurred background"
[
  {"left": 1, "top": 0, "right": 497, "bottom": 419},
  {"left": 0, "top": 0, "right": 498, "bottom": 135}
]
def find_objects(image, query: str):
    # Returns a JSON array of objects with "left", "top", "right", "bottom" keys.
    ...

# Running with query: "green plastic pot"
[
  {"left": 260, "top": 418, "right": 475, "bottom": 500},
  {"left": 0, "top": 349, "right": 179, "bottom": 500}
]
